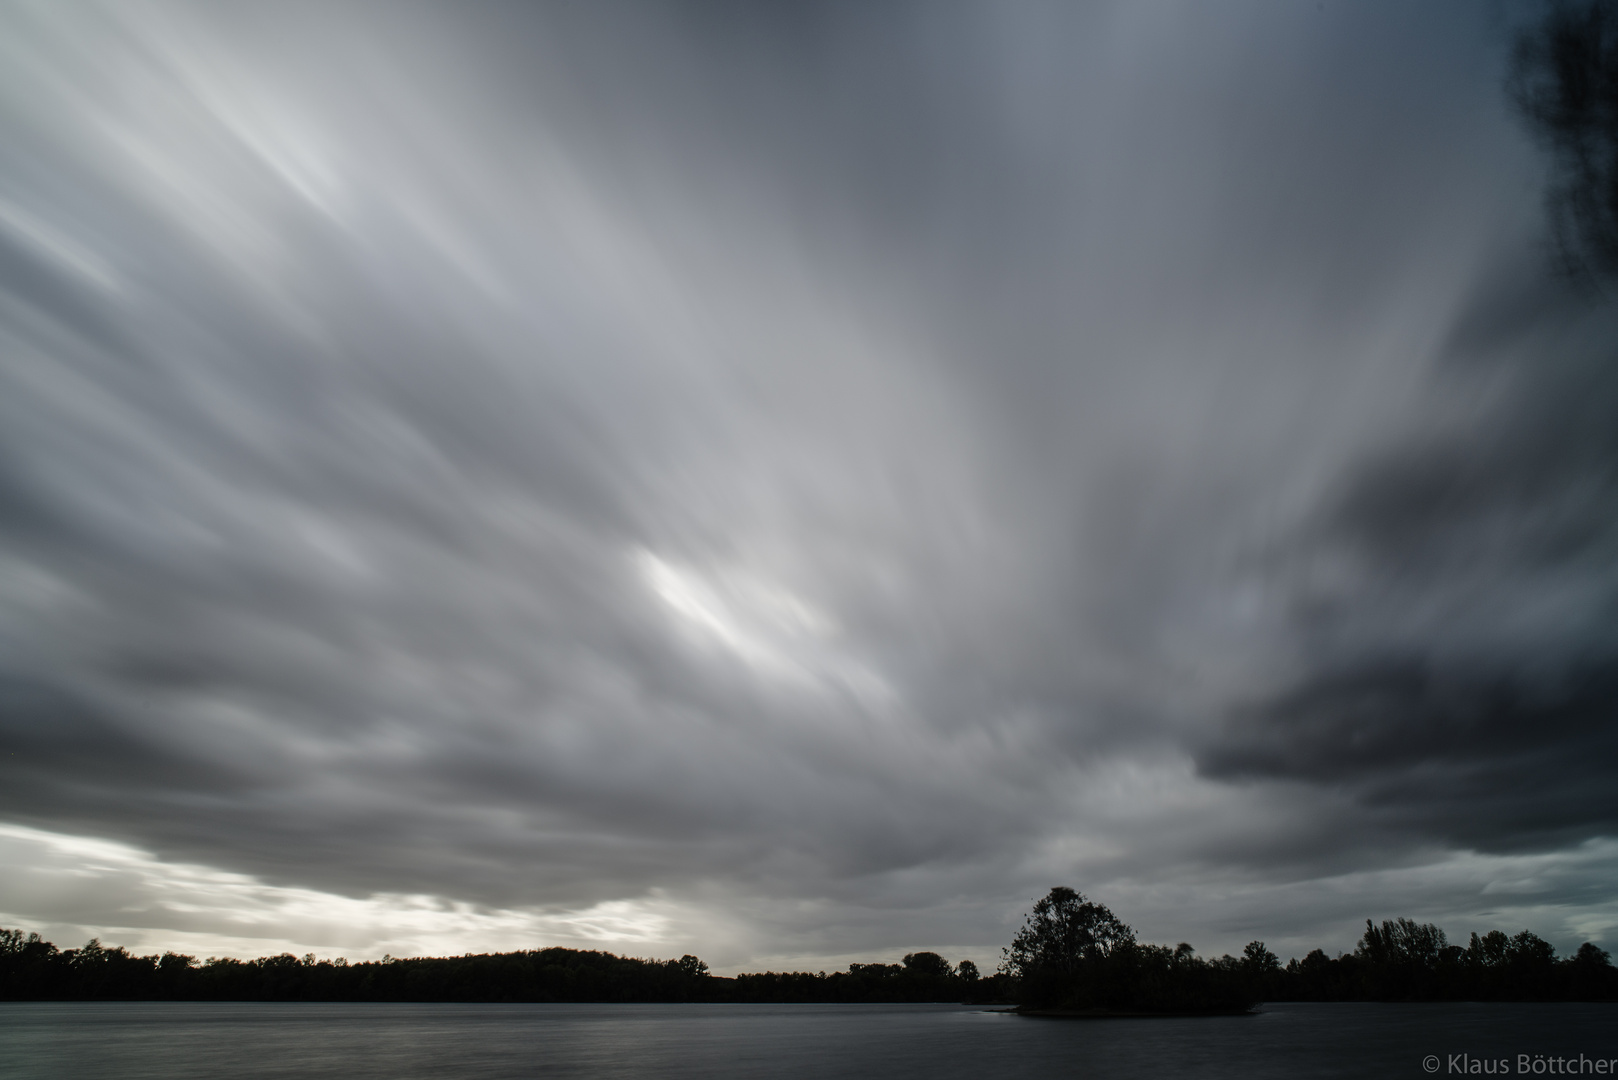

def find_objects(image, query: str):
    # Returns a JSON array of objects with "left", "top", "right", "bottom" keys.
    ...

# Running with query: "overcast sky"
[{"left": 2, "top": 0, "right": 1616, "bottom": 974}]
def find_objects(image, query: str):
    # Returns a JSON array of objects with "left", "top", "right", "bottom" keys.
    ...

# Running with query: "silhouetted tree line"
[
  {"left": 998, "top": 888, "right": 1618, "bottom": 1015},
  {"left": 0, "top": 930, "right": 998, "bottom": 1004},
  {"left": 1280, "top": 918, "right": 1618, "bottom": 1004},
  {"left": 7, "top": 894, "right": 1612, "bottom": 1008},
  {"left": 729, "top": 953, "right": 1011, "bottom": 1004}
]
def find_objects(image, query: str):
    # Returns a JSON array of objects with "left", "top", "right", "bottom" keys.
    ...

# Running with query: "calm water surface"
[{"left": 1, "top": 1001, "right": 1614, "bottom": 1079}]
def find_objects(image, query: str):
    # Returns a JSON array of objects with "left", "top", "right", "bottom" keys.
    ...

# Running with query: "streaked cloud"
[{"left": 1, "top": 0, "right": 1612, "bottom": 967}]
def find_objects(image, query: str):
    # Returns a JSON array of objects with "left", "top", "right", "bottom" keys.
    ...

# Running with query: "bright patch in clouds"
[
  {"left": 0, "top": 824, "right": 690, "bottom": 961},
  {"left": 638, "top": 549, "right": 898, "bottom": 715},
  {"left": 639, "top": 550, "right": 808, "bottom": 672}
]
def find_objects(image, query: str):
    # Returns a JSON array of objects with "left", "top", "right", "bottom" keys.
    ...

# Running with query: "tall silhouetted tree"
[
  {"left": 1242, "top": 941, "right": 1279, "bottom": 972},
  {"left": 1357, "top": 918, "right": 1449, "bottom": 999},
  {"left": 901, "top": 952, "right": 953, "bottom": 978},
  {"left": 1002, "top": 887, "right": 1134, "bottom": 981},
  {"left": 1513, "top": 0, "right": 1618, "bottom": 278}
]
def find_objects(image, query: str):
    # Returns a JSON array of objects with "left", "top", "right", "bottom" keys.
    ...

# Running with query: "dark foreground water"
[{"left": 1, "top": 1001, "right": 1614, "bottom": 1079}]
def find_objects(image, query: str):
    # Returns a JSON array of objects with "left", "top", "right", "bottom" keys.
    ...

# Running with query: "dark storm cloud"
[
  {"left": 1204, "top": 658, "right": 1618, "bottom": 843},
  {"left": 1, "top": 0, "right": 1615, "bottom": 963},
  {"left": 1199, "top": 270, "right": 1618, "bottom": 855}
]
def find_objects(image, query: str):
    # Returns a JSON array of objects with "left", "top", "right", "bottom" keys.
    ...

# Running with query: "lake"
[{"left": 1, "top": 1001, "right": 1614, "bottom": 1079}]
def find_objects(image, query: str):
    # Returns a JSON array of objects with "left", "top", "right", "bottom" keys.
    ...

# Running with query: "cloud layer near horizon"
[{"left": 2, "top": 0, "right": 1616, "bottom": 968}]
